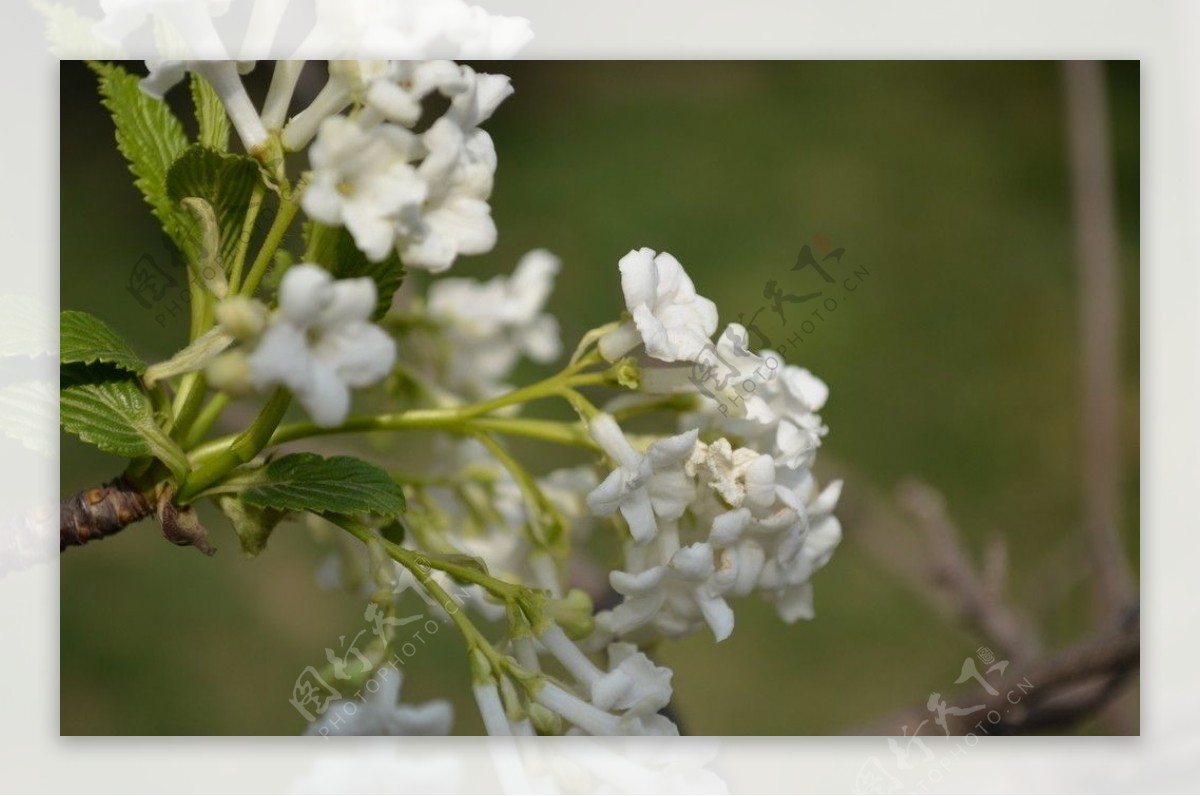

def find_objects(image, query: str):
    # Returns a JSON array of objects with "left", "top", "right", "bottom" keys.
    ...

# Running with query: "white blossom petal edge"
[
  {"left": 247, "top": 263, "right": 396, "bottom": 427},
  {"left": 599, "top": 247, "right": 718, "bottom": 364}
]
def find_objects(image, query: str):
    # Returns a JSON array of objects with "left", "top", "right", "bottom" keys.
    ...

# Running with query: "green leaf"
[
  {"left": 60, "top": 310, "right": 145, "bottom": 374},
  {"left": 217, "top": 494, "right": 286, "bottom": 557},
  {"left": 167, "top": 145, "right": 260, "bottom": 269},
  {"left": 240, "top": 453, "right": 406, "bottom": 517},
  {"left": 189, "top": 72, "right": 230, "bottom": 152},
  {"left": 59, "top": 371, "right": 188, "bottom": 479},
  {"left": 89, "top": 61, "right": 188, "bottom": 235},
  {"left": 304, "top": 222, "right": 406, "bottom": 320}
]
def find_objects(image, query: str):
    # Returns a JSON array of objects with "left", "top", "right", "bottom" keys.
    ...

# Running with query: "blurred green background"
[{"left": 59, "top": 61, "right": 1139, "bottom": 735}]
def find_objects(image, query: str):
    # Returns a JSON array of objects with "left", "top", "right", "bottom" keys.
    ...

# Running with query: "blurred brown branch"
[
  {"left": 1064, "top": 59, "right": 1135, "bottom": 625},
  {"left": 896, "top": 480, "right": 1040, "bottom": 665},
  {"left": 857, "top": 614, "right": 1138, "bottom": 736}
]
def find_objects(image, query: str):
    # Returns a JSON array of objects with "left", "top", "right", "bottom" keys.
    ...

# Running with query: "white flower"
[
  {"left": 444, "top": 65, "right": 513, "bottom": 131},
  {"left": 536, "top": 625, "right": 674, "bottom": 721},
  {"left": 365, "top": 60, "right": 466, "bottom": 127},
  {"left": 302, "top": 117, "right": 427, "bottom": 262},
  {"left": 422, "top": 249, "right": 562, "bottom": 396},
  {"left": 305, "top": 666, "right": 453, "bottom": 736},
  {"left": 759, "top": 479, "right": 843, "bottom": 622},
  {"left": 586, "top": 414, "right": 698, "bottom": 544},
  {"left": 396, "top": 118, "right": 499, "bottom": 272},
  {"left": 602, "top": 538, "right": 736, "bottom": 643},
  {"left": 685, "top": 326, "right": 829, "bottom": 467},
  {"left": 139, "top": 60, "right": 268, "bottom": 151},
  {"left": 282, "top": 59, "right": 391, "bottom": 150},
  {"left": 246, "top": 264, "right": 396, "bottom": 427},
  {"left": 599, "top": 248, "right": 718, "bottom": 364},
  {"left": 591, "top": 642, "right": 673, "bottom": 716}
]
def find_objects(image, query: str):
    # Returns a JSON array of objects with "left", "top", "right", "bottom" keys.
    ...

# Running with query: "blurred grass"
[{"left": 59, "top": 61, "right": 1139, "bottom": 735}]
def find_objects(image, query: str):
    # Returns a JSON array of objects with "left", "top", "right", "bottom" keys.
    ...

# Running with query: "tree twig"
[
  {"left": 896, "top": 480, "right": 1040, "bottom": 664},
  {"left": 856, "top": 614, "right": 1139, "bottom": 736},
  {"left": 60, "top": 478, "right": 152, "bottom": 551},
  {"left": 1063, "top": 59, "right": 1134, "bottom": 624}
]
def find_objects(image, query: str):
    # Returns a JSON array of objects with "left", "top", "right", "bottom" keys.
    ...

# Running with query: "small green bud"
[
  {"left": 547, "top": 588, "right": 595, "bottom": 640},
  {"left": 613, "top": 358, "right": 641, "bottom": 390}
]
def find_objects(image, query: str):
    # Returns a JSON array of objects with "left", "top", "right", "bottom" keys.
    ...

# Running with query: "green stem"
[
  {"left": 183, "top": 392, "right": 231, "bottom": 450},
  {"left": 177, "top": 388, "right": 292, "bottom": 501},
  {"left": 188, "top": 412, "right": 597, "bottom": 465},
  {"left": 171, "top": 372, "right": 209, "bottom": 441},
  {"left": 569, "top": 321, "right": 620, "bottom": 366},
  {"left": 187, "top": 360, "right": 611, "bottom": 464},
  {"left": 336, "top": 519, "right": 508, "bottom": 654},
  {"left": 239, "top": 197, "right": 300, "bottom": 297},
  {"left": 472, "top": 431, "right": 568, "bottom": 553},
  {"left": 227, "top": 182, "right": 265, "bottom": 294}
]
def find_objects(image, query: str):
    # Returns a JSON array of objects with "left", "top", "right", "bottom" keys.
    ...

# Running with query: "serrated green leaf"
[
  {"left": 167, "top": 145, "right": 260, "bottom": 269},
  {"left": 217, "top": 494, "right": 286, "bottom": 557},
  {"left": 59, "top": 372, "right": 188, "bottom": 478},
  {"left": 240, "top": 453, "right": 406, "bottom": 517},
  {"left": 60, "top": 310, "right": 145, "bottom": 374},
  {"left": 89, "top": 61, "right": 188, "bottom": 236},
  {"left": 304, "top": 222, "right": 406, "bottom": 320},
  {"left": 190, "top": 72, "right": 230, "bottom": 152}
]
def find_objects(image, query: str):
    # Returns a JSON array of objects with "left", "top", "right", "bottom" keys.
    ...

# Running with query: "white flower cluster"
[
  {"left": 472, "top": 624, "right": 680, "bottom": 736},
  {"left": 415, "top": 249, "right": 563, "bottom": 399},
  {"left": 296, "top": 60, "right": 512, "bottom": 272},
  {"left": 586, "top": 248, "right": 843, "bottom": 643},
  {"left": 137, "top": 57, "right": 513, "bottom": 273}
]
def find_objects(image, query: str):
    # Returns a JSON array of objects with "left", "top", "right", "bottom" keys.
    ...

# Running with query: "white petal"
[
  {"left": 314, "top": 321, "right": 397, "bottom": 387},
  {"left": 632, "top": 303, "right": 673, "bottom": 361},
  {"left": 428, "top": 198, "right": 497, "bottom": 256},
  {"left": 298, "top": 361, "right": 352, "bottom": 427},
  {"left": 597, "top": 321, "right": 642, "bottom": 362},
  {"left": 619, "top": 486, "right": 657, "bottom": 544},
  {"left": 609, "top": 566, "right": 665, "bottom": 596},
  {"left": 247, "top": 323, "right": 312, "bottom": 394},
  {"left": 710, "top": 508, "right": 751, "bottom": 548},
  {"left": 588, "top": 414, "right": 641, "bottom": 470},
  {"left": 279, "top": 264, "right": 334, "bottom": 325},
  {"left": 586, "top": 468, "right": 627, "bottom": 517},
  {"left": 647, "top": 428, "right": 698, "bottom": 468},
  {"left": 696, "top": 591, "right": 735, "bottom": 641},
  {"left": 618, "top": 247, "right": 659, "bottom": 309},
  {"left": 669, "top": 542, "right": 714, "bottom": 580},
  {"left": 607, "top": 593, "right": 666, "bottom": 635},
  {"left": 517, "top": 314, "right": 562, "bottom": 363},
  {"left": 775, "top": 582, "right": 815, "bottom": 623},
  {"left": 318, "top": 277, "right": 377, "bottom": 327}
]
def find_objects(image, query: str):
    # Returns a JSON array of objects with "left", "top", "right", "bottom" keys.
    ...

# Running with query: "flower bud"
[
  {"left": 546, "top": 589, "right": 595, "bottom": 641},
  {"left": 215, "top": 296, "right": 268, "bottom": 341},
  {"left": 206, "top": 350, "right": 252, "bottom": 394}
]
